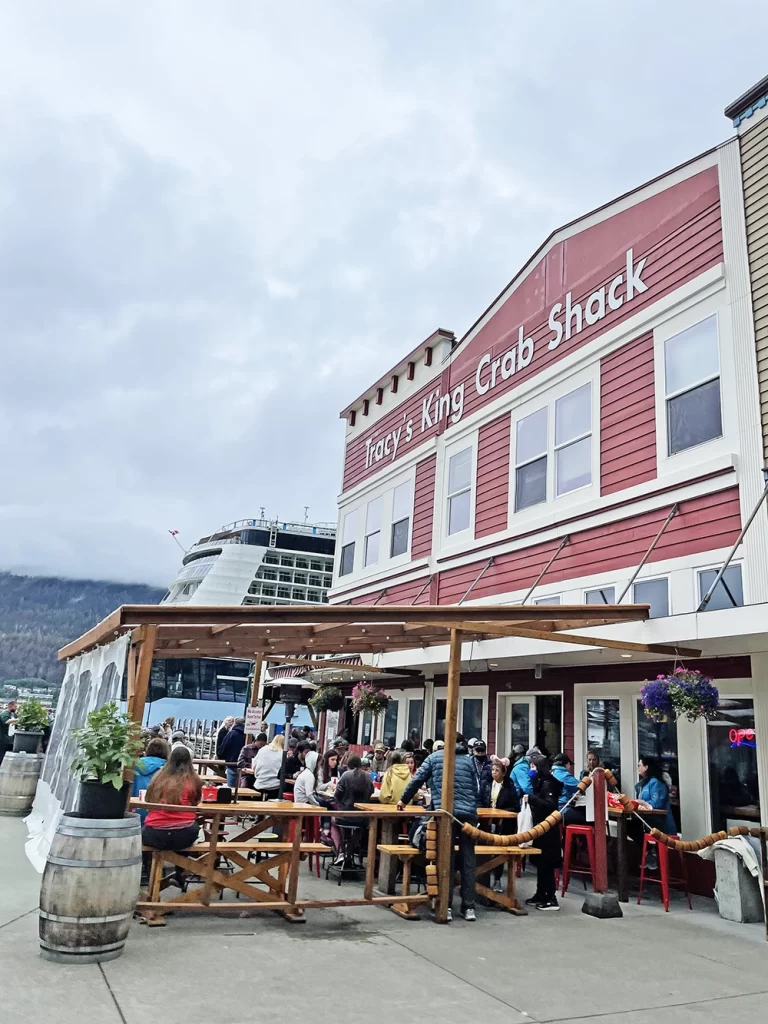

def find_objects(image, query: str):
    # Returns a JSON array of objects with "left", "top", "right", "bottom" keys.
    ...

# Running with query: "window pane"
[
  {"left": 668, "top": 378, "right": 722, "bottom": 454},
  {"left": 515, "top": 456, "right": 547, "bottom": 511},
  {"left": 366, "top": 497, "right": 382, "bottom": 533},
  {"left": 382, "top": 701, "right": 398, "bottom": 749},
  {"left": 462, "top": 698, "right": 483, "bottom": 740},
  {"left": 390, "top": 517, "right": 409, "bottom": 557},
  {"left": 510, "top": 703, "right": 530, "bottom": 753},
  {"left": 586, "top": 586, "right": 616, "bottom": 605},
  {"left": 364, "top": 531, "right": 380, "bottom": 566},
  {"left": 698, "top": 565, "right": 743, "bottom": 611},
  {"left": 665, "top": 316, "right": 719, "bottom": 395},
  {"left": 637, "top": 699, "right": 680, "bottom": 831},
  {"left": 516, "top": 407, "right": 548, "bottom": 464},
  {"left": 633, "top": 578, "right": 668, "bottom": 618},
  {"left": 533, "top": 595, "right": 561, "bottom": 605},
  {"left": 707, "top": 699, "right": 760, "bottom": 831},
  {"left": 448, "top": 448, "right": 472, "bottom": 494},
  {"left": 340, "top": 542, "right": 355, "bottom": 576},
  {"left": 555, "top": 383, "right": 591, "bottom": 446},
  {"left": 556, "top": 435, "right": 591, "bottom": 495},
  {"left": 342, "top": 510, "right": 357, "bottom": 545},
  {"left": 392, "top": 481, "right": 412, "bottom": 522},
  {"left": 435, "top": 698, "right": 446, "bottom": 742},
  {"left": 407, "top": 700, "right": 424, "bottom": 746},
  {"left": 586, "top": 698, "right": 621, "bottom": 789},
  {"left": 536, "top": 695, "right": 562, "bottom": 756},
  {"left": 448, "top": 489, "right": 471, "bottom": 535},
  {"left": 361, "top": 710, "right": 374, "bottom": 746}
]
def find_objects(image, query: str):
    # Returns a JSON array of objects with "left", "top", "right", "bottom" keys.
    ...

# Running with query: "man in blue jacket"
[
  {"left": 398, "top": 733, "right": 479, "bottom": 922},
  {"left": 510, "top": 744, "right": 533, "bottom": 798}
]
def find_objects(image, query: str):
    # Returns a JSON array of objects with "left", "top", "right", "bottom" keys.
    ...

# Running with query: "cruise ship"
[{"left": 144, "top": 517, "right": 337, "bottom": 729}]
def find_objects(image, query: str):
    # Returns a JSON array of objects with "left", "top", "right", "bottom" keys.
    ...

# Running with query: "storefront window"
[
  {"left": 536, "top": 695, "right": 562, "bottom": 756},
  {"left": 637, "top": 701, "right": 680, "bottom": 830},
  {"left": 707, "top": 699, "right": 760, "bottom": 831},
  {"left": 407, "top": 699, "right": 423, "bottom": 745},
  {"left": 587, "top": 698, "right": 621, "bottom": 787},
  {"left": 434, "top": 699, "right": 446, "bottom": 742},
  {"left": 361, "top": 710, "right": 374, "bottom": 747},
  {"left": 382, "top": 701, "right": 398, "bottom": 749},
  {"left": 462, "top": 698, "right": 483, "bottom": 740},
  {"left": 510, "top": 703, "right": 530, "bottom": 753}
]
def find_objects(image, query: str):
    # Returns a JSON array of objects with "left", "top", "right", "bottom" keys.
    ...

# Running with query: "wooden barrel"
[
  {"left": 0, "top": 752, "right": 44, "bottom": 816},
  {"left": 39, "top": 813, "right": 141, "bottom": 964}
]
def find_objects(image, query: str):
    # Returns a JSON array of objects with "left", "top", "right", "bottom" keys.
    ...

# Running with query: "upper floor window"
[
  {"left": 585, "top": 585, "right": 616, "bottom": 605},
  {"left": 514, "top": 382, "right": 593, "bottom": 513},
  {"left": 364, "top": 497, "right": 382, "bottom": 567},
  {"left": 633, "top": 578, "right": 668, "bottom": 618},
  {"left": 533, "top": 595, "right": 561, "bottom": 605},
  {"left": 447, "top": 447, "right": 473, "bottom": 535},
  {"left": 555, "top": 383, "right": 592, "bottom": 496},
  {"left": 391, "top": 481, "right": 412, "bottom": 557},
  {"left": 664, "top": 316, "right": 722, "bottom": 455},
  {"left": 698, "top": 564, "right": 743, "bottom": 611},
  {"left": 339, "top": 510, "right": 357, "bottom": 577}
]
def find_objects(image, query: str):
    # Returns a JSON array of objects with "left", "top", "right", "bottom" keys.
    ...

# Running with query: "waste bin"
[{"left": 713, "top": 840, "right": 764, "bottom": 924}]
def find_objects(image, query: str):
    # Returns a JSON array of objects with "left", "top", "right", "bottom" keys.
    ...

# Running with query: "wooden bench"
[
  {"left": 376, "top": 844, "right": 423, "bottom": 919},
  {"left": 475, "top": 845, "right": 540, "bottom": 915}
]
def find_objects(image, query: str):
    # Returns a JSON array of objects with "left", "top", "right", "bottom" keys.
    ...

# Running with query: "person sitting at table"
[
  {"left": 132, "top": 738, "right": 170, "bottom": 822},
  {"left": 293, "top": 750, "right": 320, "bottom": 804},
  {"left": 627, "top": 756, "right": 676, "bottom": 870},
  {"left": 480, "top": 757, "right": 520, "bottom": 892},
  {"left": 142, "top": 746, "right": 203, "bottom": 887},
  {"left": 284, "top": 738, "right": 302, "bottom": 778},
  {"left": 331, "top": 755, "right": 374, "bottom": 862},
  {"left": 370, "top": 741, "right": 389, "bottom": 776},
  {"left": 423, "top": 738, "right": 434, "bottom": 755},
  {"left": 580, "top": 749, "right": 601, "bottom": 779},
  {"left": 252, "top": 734, "right": 285, "bottom": 800},
  {"left": 317, "top": 749, "right": 340, "bottom": 799},
  {"left": 237, "top": 732, "right": 267, "bottom": 789},
  {"left": 379, "top": 751, "right": 412, "bottom": 805},
  {"left": 525, "top": 754, "right": 563, "bottom": 912},
  {"left": 405, "top": 752, "right": 416, "bottom": 775}
]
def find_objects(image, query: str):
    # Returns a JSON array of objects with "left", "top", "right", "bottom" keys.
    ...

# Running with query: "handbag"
[{"left": 517, "top": 799, "right": 534, "bottom": 848}]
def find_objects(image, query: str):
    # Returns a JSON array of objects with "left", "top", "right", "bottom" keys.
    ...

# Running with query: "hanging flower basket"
[
  {"left": 308, "top": 686, "right": 344, "bottom": 713},
  {"left": 351, "top": 681, "right": 392, "bottom": 716},
  {"left": 641, "top": 669, "right": 719, "bottom": 724}
]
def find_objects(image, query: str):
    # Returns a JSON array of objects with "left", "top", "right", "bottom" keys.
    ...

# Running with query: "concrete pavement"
[{"left": 1, "top": 817, "right": 765, "bottom": 1024}]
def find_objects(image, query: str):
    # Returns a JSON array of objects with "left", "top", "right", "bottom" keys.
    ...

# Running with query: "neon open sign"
[{"left": 729, "top": 728, "right": 756, "bottom": 748}]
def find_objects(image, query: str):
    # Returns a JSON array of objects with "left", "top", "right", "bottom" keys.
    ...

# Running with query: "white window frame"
[
  {"left": 509, "top": 367, "right": 599, "bottom": 529},
  {"left": 632, "top": 575, "right": 670, "bottom": 618},
  {"left": 443, "top": 441, "right": 476, "bottom": 541},
  {"left": 584, "top": 585, "right": 616, "bottom": 605},
  {"left": 532, "top": 595, "right": 561, "bottom": 606},
  {"left": 554, "top": 382, "right": 593, "bottom": 498},
  {"left": 390, "top": 479, "right": 413, "bottom": 559},
  {"left": 496, "top": 691, "right": 564, "bottom": 757},
  {"left": 514, "top": 406, "right": 548, "bottom": 513},
  {"left": 363, "top": 496, "right": 383, "bottom": 568},
  {"left": 338, "top": 508, "right": 358, "bottom": 578},
  {"left": 432, "top": 684, "right": 488, "bottom": 742},
  {"left": 695, "top": 560, "right": 745, "bottom": 611}
]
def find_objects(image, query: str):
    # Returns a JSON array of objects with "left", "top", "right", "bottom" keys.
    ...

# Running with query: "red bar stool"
[
  {"left": 637, "top": 834, "right": 692, "bottom": 912},
  {"left": 561, "top": 824, "right": 595, "bottom": 895}
]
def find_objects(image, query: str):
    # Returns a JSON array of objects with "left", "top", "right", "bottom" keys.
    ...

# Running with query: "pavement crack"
[
  {"left": 99, "top": 963, "right": 129, "bottom": 1024},
  {"left": 534, "top": 987, "right": 768, "bottom": 1023},
  {"left": 0, "top": 907, "right": 36, "bottom": 931}
]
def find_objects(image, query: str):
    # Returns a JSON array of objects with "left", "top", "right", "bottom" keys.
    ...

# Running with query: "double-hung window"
[
  {"left": 515, "top": 407, "right": 547, "bottom": 511},
  {"left": 664, "top": 315, "right": 722, "bottom": 455},
  {"left": 585, "top": 586, "right": 616, "bottom": 605},
  {"left": 698, "top": 565, "right": 743, "bottom": 611},
  {"left": 555, "top": 383, "right": 592, "bottom": 496},
  {"left": 339, "top": 510, "right": 357, "bottom": 577},
  {"left": 633, "top": 578, "right": 669, "bottom": 618},
  {"left": 364, "top": 497, "right": 382, "bottom": 567},
  {"left": 447, "top": 448, "right": 472, "bottom": 535},
  {"left": 390, "top": 481, "right": 412, "bottom": 557}
]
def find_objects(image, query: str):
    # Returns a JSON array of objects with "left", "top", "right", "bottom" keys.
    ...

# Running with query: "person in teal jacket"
[
  {"left": 132, "top": 738, "right": 169, "bottom": 822},
  {"left": 635, "top": 756, "right": 676, "bottom": 835},
  {"left": 551, "top": 753, "right": 580, "bottom": 809},
  {"left": 509, "top": 745, "right": 533, "bottom": 798}
]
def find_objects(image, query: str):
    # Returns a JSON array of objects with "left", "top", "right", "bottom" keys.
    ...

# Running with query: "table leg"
[
  {"left": 364, "top": 817, "right": 378, "bottom": 900},
  {"left": 377, "top": 818, "right": 399, "bottom": 895},
  {"left": 617, "top": 813, "right": 629, "bottom": 903}
]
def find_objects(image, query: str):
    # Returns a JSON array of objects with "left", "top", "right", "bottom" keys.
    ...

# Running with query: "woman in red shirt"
[{"left": 142, "top": 746, "right": 203, "bottom": 859}]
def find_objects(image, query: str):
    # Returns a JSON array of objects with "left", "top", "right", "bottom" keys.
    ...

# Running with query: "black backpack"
[{"left": 408, "top": 816, "right": 429, "bottom": 852}]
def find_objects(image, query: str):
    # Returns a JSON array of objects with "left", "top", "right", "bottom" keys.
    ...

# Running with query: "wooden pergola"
[{"left": 58, "top": 602, "right": 699, "bottom": 923}]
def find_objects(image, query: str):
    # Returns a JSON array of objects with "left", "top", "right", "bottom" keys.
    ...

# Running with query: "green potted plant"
[
  {"left": 13, "top": 698, "right": 49, "bottom": 753},
  {"left": 70, "top": 703, "right": 144, "bottom": 818},
  {"left": 308, "top": 685, "right": 344, "bottom": 713}
]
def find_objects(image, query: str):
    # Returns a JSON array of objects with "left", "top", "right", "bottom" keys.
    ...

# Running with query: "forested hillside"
[{"left": 0, "top": 572, "right": 166, "bottom": 686}]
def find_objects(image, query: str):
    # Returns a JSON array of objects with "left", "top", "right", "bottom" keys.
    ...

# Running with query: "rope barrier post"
[{"left": 593, "top": 768, "right": 608, "bottom": 893}]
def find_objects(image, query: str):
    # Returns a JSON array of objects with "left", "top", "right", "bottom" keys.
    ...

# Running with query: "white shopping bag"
[{"left": 517, "top": 799, "right": 534, "bottom": 848}]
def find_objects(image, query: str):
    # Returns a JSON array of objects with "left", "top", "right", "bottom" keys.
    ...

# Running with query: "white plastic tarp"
[{"left": 24, "top": 635, "right": 129, "bottom": 872}]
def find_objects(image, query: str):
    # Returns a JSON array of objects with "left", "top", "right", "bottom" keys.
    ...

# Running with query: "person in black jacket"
[
  {"left": 525, "top": 753, "right": 563, "bottom": 911},
  {"left": 480, "top": 757, "right": 520, "bottom": 891},
  {"left": 219, "top": 718, "right": 246, "bottom": 786}
]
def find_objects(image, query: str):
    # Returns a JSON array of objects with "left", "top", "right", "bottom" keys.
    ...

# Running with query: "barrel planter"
[
  {"left": 0, "top": 752, "right": 44, "bottom": 816},
  {"left": 39, "top": 814, "right": 141, "bottom": 964},
  {"left": 13, "top": 730, "right": 43, "bottom": 754}
]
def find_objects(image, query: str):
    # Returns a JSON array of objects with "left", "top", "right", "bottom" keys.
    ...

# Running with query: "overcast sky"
[{"left": 1, "top": 2, "right": 766, "bottom": 587}]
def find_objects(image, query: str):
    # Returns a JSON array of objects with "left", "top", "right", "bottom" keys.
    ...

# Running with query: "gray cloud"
[{"left": 1, "top": 1, "right": 765, "bottom": 585}]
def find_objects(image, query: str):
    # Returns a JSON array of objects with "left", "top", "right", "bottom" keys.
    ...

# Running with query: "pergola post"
[
  {"left": 126, "top": 625, "right": 158, "bottom": 728},
  {"left": 436, "top": 628, "right": 462, "bottom": 923}
]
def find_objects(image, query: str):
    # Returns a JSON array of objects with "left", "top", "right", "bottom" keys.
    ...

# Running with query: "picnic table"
[{"left": 609, "top": 805, "right": 668, "bottom": 901}]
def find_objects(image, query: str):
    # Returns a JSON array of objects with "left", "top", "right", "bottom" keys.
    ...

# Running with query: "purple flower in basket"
[{"left": 640, "top": 679, "right": 674, "bottom": 722}]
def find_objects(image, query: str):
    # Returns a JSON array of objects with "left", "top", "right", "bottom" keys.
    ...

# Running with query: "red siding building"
[{"left": 330, "top": 82, "right": 768, "bottom": 848}]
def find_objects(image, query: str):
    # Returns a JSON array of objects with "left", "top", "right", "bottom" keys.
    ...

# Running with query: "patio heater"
[{"left": 277, "top": 683, "right": 305, "bottom": 799}]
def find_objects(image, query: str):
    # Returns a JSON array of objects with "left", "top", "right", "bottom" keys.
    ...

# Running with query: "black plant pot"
[
  {"left": 313, "top": 695, "right": 344, "bottom": 713},
  {"left": 77, "top": 780, "right": 130, "bottom": 819},
  {"left": 13, "top": 730, "right": 43, "bottom": 754}
]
